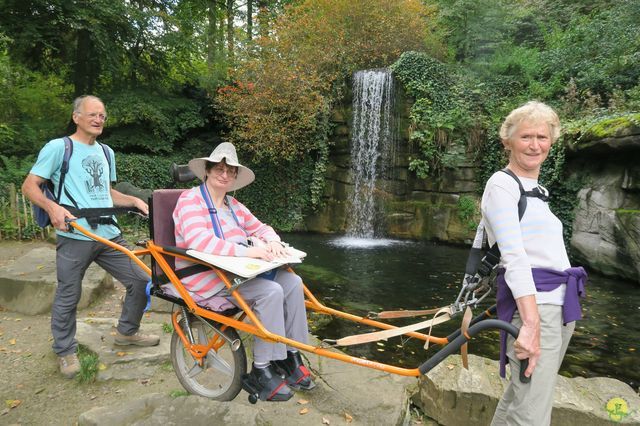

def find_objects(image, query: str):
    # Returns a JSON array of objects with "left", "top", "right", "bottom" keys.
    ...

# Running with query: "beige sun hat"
[{"left": 188, "top": 142, "right": 255, "bottom": 191}]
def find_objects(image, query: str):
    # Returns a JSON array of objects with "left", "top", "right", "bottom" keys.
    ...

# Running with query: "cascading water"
[{"left": 346, "top": 69, "right": 398, "bottom": 241}]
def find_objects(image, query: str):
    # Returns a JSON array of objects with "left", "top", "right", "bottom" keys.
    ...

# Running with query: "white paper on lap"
[{"left": 186, "top": 246, "right": 306, "bottom": 279}]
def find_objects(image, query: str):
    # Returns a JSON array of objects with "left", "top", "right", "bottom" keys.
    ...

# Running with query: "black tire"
[{"left": 170, "top": 316, "right": 247, "bottom": 400}]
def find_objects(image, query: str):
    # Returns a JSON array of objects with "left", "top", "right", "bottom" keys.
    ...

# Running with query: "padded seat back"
[{"left": 150, "top": 189, "right": 186, "bottom": 272}]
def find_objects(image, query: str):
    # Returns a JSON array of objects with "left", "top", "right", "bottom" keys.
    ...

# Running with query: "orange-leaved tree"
[{"left": 217, "top": 0, "right": 443, "bottom": 163}]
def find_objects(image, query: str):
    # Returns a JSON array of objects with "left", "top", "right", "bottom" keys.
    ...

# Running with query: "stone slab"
[
  {"left": 76, "top": 318, "right": 170, "bottom": 381},
  {"left": 77, "top": 335, "right": 415, "bottom": 425},
  {"left": 0, "top": 246, "right": 113, "bottom": 315},
  {"left": 414, "top": 354, "right": 640, "bottom": 426}
]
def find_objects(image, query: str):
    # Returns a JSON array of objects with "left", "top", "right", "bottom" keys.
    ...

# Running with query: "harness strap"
[
  {"left": 63, "top": 205, "right": 140, "bottom": 230},
  {"left": 371, "top": 307, "right": 444, "bottom": 319},
  {"left": 332, "top": 306, "right": 453, "bottom": 347},
  {"left": 460, "top": 307, "right": 472, "bottom": 369}
]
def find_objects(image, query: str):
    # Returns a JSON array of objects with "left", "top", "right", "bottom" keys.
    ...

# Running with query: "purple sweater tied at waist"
[{"left": 496, "top": 266, "right": 588, "bottom": 378}]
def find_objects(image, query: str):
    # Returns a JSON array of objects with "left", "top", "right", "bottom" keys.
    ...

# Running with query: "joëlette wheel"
[{"left": 170, "top": 316, "right": 247, "bottom": 400}]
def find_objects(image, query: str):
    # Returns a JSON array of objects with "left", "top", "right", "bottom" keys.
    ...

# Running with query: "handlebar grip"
[
  {"left": 418, "top": 319, "right": 533, "bottom": 384},
  {"left": 519, "top": 358, "right": 531, "bottom": 384}
]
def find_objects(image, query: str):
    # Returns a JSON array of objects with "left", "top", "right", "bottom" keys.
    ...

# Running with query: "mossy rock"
[{"left": 580, "top": 113, "right": 640, "bottom": 141}]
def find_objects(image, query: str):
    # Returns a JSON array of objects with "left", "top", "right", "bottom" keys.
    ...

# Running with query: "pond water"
[{"left": 283, "top": 233, "right": 640, "bottom": 391}]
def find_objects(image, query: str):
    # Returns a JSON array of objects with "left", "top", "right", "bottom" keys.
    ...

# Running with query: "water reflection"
[{"left": 285, "top": 233, "right": 640, "bottom": 390}]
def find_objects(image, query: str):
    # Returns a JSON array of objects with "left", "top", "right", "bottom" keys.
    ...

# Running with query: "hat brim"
[{"left": 188, "top": 157, "right": 255, "bottom": 191}]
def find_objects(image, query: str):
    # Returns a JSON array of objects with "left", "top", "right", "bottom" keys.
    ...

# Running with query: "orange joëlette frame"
[{"left": 68, "top": 221, "right": 450, "bottom": 378}]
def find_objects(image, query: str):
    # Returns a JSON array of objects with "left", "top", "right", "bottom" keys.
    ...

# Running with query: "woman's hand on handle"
[{"left": 514, "top": 295, "right": 541, "bottom": 378}]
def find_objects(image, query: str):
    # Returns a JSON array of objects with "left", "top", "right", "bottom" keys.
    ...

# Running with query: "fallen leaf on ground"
[
  {"left": 5, "top": 400, "right": 21, "bottom": 409},
  {"left": 322, "top": 417, "right": 330, "bottom": 424},
  {"left": 345, "top": 412, "right": 353, "bottom": 423},
  {"left": 116, "top": 351, "right": 127, "bottom": 357},
  {"left": 447, "top": 364, "right": 455, "bottom": 370},
  {"left": 9, "top": 338, "right": 16, "bottom": 345},
  {"left": 299, "top": 408, "right": 308, "bottom": 415},
  {"left": 98, "top": 363, "right": 107, "bottom": 371},
  {"left": 297, "top": 399, "right": 309, "bottom": 405},
  {"left": 34, "top": 388, "right": 45, "bottom": 395}
]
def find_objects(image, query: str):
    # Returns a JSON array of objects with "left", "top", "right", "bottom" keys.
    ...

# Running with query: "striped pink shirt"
[{"left": 172, "top": 187, "right": 280, "bottom": 300}]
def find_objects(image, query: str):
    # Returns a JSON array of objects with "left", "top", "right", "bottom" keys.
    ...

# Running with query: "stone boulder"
[
  {"left": 414, "top": 354, "right": 640, "bottom": 425},
  {"left": 568, "top": 137, "right": 640, "bottom": 284},
  {"left": 0, "top": 246, "right": 113, "bottom": 315}
]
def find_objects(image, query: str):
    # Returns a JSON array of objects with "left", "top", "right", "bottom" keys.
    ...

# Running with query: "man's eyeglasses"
[
  {"left": 77, "top": 112, "right": 108, "bottom": 122},
  {"left": 211, "top": 165, "right": 238, "bottom": 177}
]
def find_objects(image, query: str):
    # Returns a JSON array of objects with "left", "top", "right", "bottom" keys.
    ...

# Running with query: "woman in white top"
[{"left": 485, "top": 101, "right": 587, "bottom": 425}]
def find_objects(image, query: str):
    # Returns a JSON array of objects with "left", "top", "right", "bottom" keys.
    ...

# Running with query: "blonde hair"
[{"left": 499, "top": 101, "right": 561, "bottom": 143}]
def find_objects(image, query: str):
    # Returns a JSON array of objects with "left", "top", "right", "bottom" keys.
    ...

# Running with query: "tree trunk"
[
  {"left": 73, "top": 28, "right": 92, "bottom": 96},
  {"left": 226, "top": 0, "right": 234, "bottom": 61},
  {"left": 247, "top": 0, "right": 253, "bottom": 40},
  {"left": 206, "top": 0, "right": 218, "bottom": 73}
]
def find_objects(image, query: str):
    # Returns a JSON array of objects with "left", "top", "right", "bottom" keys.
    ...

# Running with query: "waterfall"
[{"left": 347, "top": 69, "right": 397, "bottom": 239}]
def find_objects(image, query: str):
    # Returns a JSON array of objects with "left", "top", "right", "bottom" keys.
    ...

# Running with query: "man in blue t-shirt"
[{"left": 22, "top": 95, "right": 159, "bottom": 379}]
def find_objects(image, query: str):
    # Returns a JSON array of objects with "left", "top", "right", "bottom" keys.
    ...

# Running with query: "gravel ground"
[{"left": 0, "top": 241, "right": 183, "bottom": 425}]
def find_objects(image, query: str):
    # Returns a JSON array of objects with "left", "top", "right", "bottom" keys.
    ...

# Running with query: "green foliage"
[
  {"left": 0, "top": 36, "right": 71, "bottom": 157},
  {"left": 456, "top": 195, "right": 479, "bottom": 232},
  {"left": 538, "top": 141, "right": 584, "bottom": 251},
  {"left": 238, "top": 155, "right": 322, "bottom": 231},
  {"left": 391, "top": 51, "right": 481, "bottom": 178},
  {"left": 116, "top": 152, "right": 191, "bottom": 190},
  {"left": 540, "top": 1, "right": 640, "bottom": 104},
  {"left": 77, "top": 344, "right": 99, "bottom": 384},
  {"left": 162, "top": 322, "right": 174, "bottom": 334},
  {"left": 169, "top": 389, "right": 189, "bottom": 398},
  {"left": 103, "top": 92, "right": 208, "bottom": 154}
]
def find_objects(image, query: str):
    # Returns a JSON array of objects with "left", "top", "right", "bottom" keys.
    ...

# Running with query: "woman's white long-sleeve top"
[{"left": 481, "top": 171, "right": 571, "bottom": 304}]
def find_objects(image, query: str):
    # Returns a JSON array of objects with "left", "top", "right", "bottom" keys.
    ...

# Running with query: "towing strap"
[
  {"left": 370, "top": 307, "right": 443, "bottom": 319},
  {"left": 330, "top": 306, "right": 453, "bottom": 347},
  {"left": 460, "top": 307, "right": 472, "bottom": 369}
]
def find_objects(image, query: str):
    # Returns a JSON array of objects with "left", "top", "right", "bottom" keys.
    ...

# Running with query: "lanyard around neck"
[{"left": 199, "top": 183, "right": 242, "bottom": 239}]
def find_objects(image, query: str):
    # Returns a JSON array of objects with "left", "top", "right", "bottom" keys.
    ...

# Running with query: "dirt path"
[{"left": 0, "top": 241, "right": 182, "bottom": 425}]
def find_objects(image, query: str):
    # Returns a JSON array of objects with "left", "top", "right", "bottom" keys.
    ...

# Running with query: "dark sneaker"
[
  {"left": 58, "top": 353, "right": 80, "bottom": 379},
  {"left": 273, "top": 351, "right": 316, "bottom": 390},
  {"left": 248, "top": 363, "right": 294, "bottom": 402},
  {"left": 114, "top": 330, "right": 160, "bottom": 347}
]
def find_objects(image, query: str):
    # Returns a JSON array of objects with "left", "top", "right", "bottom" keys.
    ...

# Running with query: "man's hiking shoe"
[
  {"left": 273, "top": 351, "right": 316, "bottom": 390},
  {"left": 114, "top": 330, "right": 160, "bottom": 347},
  {"left": 246, "top": 363, "right": 294, "bottom": 402},
  {"left": 58, "top": 353, "right": 80, "bottom": 379}
]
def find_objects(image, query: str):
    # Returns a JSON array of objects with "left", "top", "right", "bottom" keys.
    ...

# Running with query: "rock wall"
[
  {"left": 305, "top": 79, "right": 640, "bottom": 283},
  {"left": 567, "top": 126, "right": 640, "bottom": 284},
  {"left": 304, "top": 81, "right": 480, "bottom": 244}
]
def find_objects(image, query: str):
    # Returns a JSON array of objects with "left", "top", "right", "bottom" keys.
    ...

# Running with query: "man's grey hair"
[{"left": 73, "top": 95, "right": 104, "bottom": 113}]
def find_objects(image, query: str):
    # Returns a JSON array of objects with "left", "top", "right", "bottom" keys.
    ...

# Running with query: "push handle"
[
  {"left": 418, "top": 319, "right": 531, "bottom": 384},
  {"left": 520, "top": 358, "right": 530, "bottom": 384}
]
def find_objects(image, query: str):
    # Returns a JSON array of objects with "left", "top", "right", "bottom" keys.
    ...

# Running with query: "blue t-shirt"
[{"left": 30, "top": 137, "right": 120, "bottom": 241}]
